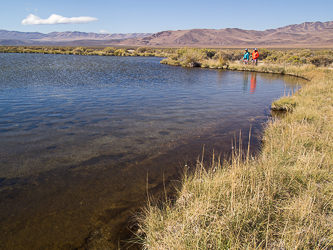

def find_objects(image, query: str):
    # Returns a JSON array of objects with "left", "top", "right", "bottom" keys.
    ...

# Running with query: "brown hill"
[
  {"left": 1, "top": 21, "right": 332, "bottom": 47},
  {"left": 116, "top": 21, "right": 333, "bottom": 48}
]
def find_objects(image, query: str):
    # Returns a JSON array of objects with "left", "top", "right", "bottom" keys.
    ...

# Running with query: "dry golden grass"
[
  {"left": 158, "top": 47, "right": 333, "bottom": 69},
  {"left": 228, "top": 63, "right": 317, "bottom": 79},
  {"left": 135, "top": 67, "right": 333, "bottom": 249}
]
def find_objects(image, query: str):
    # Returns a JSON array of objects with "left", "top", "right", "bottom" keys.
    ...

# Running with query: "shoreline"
[
  {"left": 1, "top": 49, "right": 332, "bottom": 248},
  {"left": 137, "top": 64, "right": 333, "bottom": 248}
]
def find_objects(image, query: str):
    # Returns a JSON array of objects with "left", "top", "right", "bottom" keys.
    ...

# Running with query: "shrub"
[
  {"left": 271, "top": 96, "right": 297, "bottom": 111},
  {"left": 178, "top": 48, "right": 203, "bottom": 67},
  {"left": 265, "top": 54, "right": 278, "bottom": 62},
  {"left": 103, "top": 47, "right": 116, "bottom": 54},
  {"left": 137, "top": 47, "right": 153, "bottom": 53},
  {"left": 213, "top": 50, "right": 235, "bottom": 61},
  {"left": 258, "top": 48, "right": 272, "bottom": 60},
  {"left": 287, "top": 56, "right": 301, "bottom": 64},
  {"left": 169, "top": 54, "right": 178, "bottom": 60},
  {"left": 114, "top": 49, "right": 126, "bottom": 56},
  {"left": 72, "top": 47, "right": 85, "bottom": 55},
  {"left": 310, "top": 55, "right": 333, "bottom": 67},
  {"left": 200, "top": 49, "right": 216, "bottom": 59}
]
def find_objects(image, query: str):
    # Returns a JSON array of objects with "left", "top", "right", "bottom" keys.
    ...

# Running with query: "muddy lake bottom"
[{"left": 0, "top": 54, "right": 306, "bottom": 249}]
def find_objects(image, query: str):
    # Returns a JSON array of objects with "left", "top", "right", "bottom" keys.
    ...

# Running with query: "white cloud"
[
  {"left": 99, "top": 30, "right": 110, "bottom": 34},
  {"left": 22, "top": 14, "right": 98, "bottom": 25}
]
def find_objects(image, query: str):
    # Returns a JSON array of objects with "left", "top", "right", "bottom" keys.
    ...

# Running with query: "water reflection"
[
  {"left": 243, "top": 73, "right": 257, "bottom": 94},
  {"left": 251, "top": 73, "right": 257, "bottom": 93},
  {"left": 241, "top": 72, "right": 257, "bottom": 93},
  {"left": 242, "top": 73, "right": 249, "bottom": 92},
  {"left": 0, "top": 54, "right": 306, "bottom": 249}
]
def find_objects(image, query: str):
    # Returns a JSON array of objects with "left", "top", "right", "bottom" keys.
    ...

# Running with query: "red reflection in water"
[{"left": 250, "top": 73, "right": 257, "bottom": 93}]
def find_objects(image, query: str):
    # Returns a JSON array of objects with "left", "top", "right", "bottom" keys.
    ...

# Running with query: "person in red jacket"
[{"left": 252, "top": 48, "right": 259, "bottom": 66}]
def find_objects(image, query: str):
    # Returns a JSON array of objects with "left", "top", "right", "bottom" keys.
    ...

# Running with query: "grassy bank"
[
  {"left": 2, "top": 47, "right": 333, "bottom": 70},
  {"left": 135, "top": 65, "right": 333, "bottom": 249},
  {"left": 0, "top": 46, "right": 175, "bottom": 57},
  {"left": 160, "top": 47, "right": 333, "bottom": 69}
]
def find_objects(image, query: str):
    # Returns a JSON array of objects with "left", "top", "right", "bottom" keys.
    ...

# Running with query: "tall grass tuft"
[{"left": 136, "top": 69, "right": 333, "bottom": 249}]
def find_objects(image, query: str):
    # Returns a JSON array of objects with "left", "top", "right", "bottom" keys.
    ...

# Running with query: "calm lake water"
[{"left": 0, "top": 53, "right": 305, "bottom": 249}]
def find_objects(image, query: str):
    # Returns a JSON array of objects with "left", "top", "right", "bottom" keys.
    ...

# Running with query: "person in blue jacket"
[{"left": 243, "top": 48, "right": 250, "bottom": 64}]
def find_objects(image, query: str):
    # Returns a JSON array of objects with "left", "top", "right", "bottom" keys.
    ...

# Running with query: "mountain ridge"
[
  {"left": 1, "top": 21, "right": 333, "bottom": 47},
  {"left": 0, "top": 29, "right": 152, "bottom": 42},
  {"left": 117, "top": 21, "right": 333, "bottom": 47}
]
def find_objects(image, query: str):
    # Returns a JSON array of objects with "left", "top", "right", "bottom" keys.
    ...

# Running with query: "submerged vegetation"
[{"left": 135, "top": 66, "right": 333, "bottom": 249}]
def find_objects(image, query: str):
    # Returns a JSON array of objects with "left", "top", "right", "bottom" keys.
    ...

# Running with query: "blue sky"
[{"left": 1, "top": 0, "right": 332, "bottom": 34}]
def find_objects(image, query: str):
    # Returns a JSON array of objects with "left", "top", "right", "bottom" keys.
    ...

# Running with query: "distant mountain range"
[
  {"left": 118, "top": 21, "right": 333, "bottom": 47},
  {"left": 0, "top": 30, "right": 152, "bottom": 46},
  {"left": 1, "top": 21, "right": 333, "bottom": 47}
]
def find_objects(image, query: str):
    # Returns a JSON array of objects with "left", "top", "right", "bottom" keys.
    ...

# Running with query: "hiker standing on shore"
[
  {"left": 243, "top": 49, "right": 250, "bottom": 64},
  {"left": 252, "top": 48, "right": 259, "bottom": 66}
]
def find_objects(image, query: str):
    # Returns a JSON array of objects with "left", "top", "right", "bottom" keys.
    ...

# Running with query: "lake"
[{"left": 0, "top": 53, "right": 305, "bottom": 249}]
